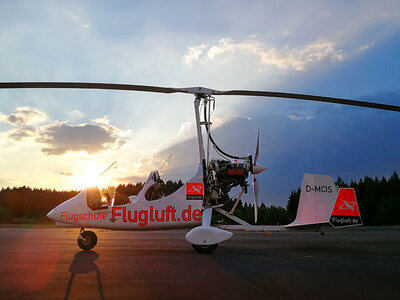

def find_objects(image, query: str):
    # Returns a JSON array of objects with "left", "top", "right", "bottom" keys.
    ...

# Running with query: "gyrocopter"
[{"left": 1, "top": 82, "right": 399, "bottom": 253}]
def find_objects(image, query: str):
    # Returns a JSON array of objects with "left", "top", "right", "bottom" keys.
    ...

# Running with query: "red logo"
[
  {"left": 187, "top": 183, "right": 203, "bottom": 195},
  {"left": 330, "top": 188, "right": 363, "bottom": 228},
  {"left": 339, "top": 200, "right": 356, "bottom": 211},
  {"left": 331, "top": 188, "right": 360, "bottom": 217},
  {"left": 186, "top": 183, "right": 203, "bottom": 200}
]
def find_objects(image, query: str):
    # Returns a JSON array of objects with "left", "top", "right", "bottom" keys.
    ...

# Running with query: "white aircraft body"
[{"left": 48, "top": 167, "right": 204, "bottom": 231}]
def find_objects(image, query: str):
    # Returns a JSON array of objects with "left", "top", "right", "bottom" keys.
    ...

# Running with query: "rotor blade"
[
  {"left": 219, "top": 89, "right": 400, "bottom": 112},
  {"left": 0, "top": 82, "right": 180, "bottom": 94},
  {"left": 254, "top": 129, "right": 260, "bottom": 166},
  {"left": 253, "top": 175, "right": 259, "bottom": 224},
  {"left": 1, "top": 82, "right": 399, "bottom": 112}
]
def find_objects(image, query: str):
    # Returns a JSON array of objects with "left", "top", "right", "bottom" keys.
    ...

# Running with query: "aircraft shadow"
[{"left": 64, "top": 251, "right": 104, "bottom": 300}]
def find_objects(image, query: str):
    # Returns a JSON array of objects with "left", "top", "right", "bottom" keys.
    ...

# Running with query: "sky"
[{"left": 0, "top": 1, "right": 400, "bottom": 206}]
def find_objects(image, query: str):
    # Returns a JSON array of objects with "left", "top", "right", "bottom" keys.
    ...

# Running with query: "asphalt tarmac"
[{"left": 0, "top": 227, "right": 399, "bottom": 300}]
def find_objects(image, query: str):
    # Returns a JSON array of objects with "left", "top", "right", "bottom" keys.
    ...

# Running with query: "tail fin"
[
  {"left": 285, "top": 174, "right": 363, "bottom": 229},
  {"left": 329, "top": 188, "right": 363, "bottom": 228},
  {"left": 285, "top": 174, "right": 337, "bottom": 229}
]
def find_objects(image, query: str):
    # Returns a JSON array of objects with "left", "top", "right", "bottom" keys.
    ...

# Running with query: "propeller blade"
[
  {"left": 1, "top": 82, "right": 399, "bottom": 112},
  {"left": 254, "top": 129, "right": 260, "bottom": 166},
  {"left": 253, "top": 175, "right": 259, "bottom": 223}
]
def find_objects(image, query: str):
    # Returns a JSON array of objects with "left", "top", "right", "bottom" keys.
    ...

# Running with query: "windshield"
[{"left": 86, "top": 185, "right": 103, "bottom": 210}]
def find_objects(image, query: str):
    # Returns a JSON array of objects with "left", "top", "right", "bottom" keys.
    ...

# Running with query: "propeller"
[
  {"left": 1, "top": 82, "right": 400, "bottom": 112},
  {"left": 251, "top": 130, "right": 267, "bottom": 223}
]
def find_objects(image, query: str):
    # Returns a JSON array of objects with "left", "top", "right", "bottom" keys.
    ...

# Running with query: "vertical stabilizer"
[
  {"left": 329, "top": 188, "right": 362, "bottom": 228},
  {"left": 285, "top": 174, "right": 337, "bottom": 228}
]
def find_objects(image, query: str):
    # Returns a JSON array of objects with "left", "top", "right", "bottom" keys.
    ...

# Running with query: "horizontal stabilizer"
[{"left": 284, "top": 221, "right": 330, "bottom": 230}]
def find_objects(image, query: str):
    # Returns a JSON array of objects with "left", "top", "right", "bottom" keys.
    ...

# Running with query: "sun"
[
  {"left": 83, "top": 172, "right": 101, "bottom": 188},
  {"left": 70, "top": 166, "right": 107, "bottom": 190},
  {"left": 71, "top": 172, "right": 96, "bottom": 190}
]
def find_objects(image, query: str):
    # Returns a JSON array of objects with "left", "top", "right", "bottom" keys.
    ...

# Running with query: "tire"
[
  {"left": 78, "top": 231, "right": 97, "bottom": 250},
  {"left": 192, "top": 244, "right": 218, "bottom": 254},
  {"left": 318, "top": 231, "right": 325, "bottom": 236}
]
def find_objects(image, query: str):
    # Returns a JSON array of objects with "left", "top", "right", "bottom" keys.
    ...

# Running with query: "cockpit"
[
  {"left": 144, "top": 171, "right": 165, "bottom": 201},
  {"left": 86, "top": 185, "right": 109, "bottom": 211},
  {"left": 86, "top": 185, "right": 130, "bottom": 211},
  {"left": 86, "top": 170, "right": 166, "bottom": 211}
]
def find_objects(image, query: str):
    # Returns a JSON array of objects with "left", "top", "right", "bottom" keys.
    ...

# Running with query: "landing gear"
[
  {"left": 78, "top": 228, "right": 97, "bottom": 250},
  {"left": 192, "top": 244, "right": 218, "bottom": 254},
  {"left": 318, "top": 231, "right": 325, "bottom": 236}
]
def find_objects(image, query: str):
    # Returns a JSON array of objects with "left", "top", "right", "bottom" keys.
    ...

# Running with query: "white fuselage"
[{"left": 47, "top": 166, "right": 204, "bottom": 230}]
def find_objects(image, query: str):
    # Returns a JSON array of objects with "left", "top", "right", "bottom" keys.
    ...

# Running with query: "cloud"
[
  {"left": 0, "top": 107, "right": 46, "bottom": 126},
  {"left": 1, "top": 107, "right": 129, "bottom": 155},
  {"left": 59, "top": 171, "right": 74, "bottom": 176},
  {"left": 182, "top": 44, "right": 207, "bottom": 66},
  {"left": 132, "top": 156, "right": 162, "bottom": 177},
  {"left": 358, "top": 41, "right": 375, "bottom": 52},
  {"left": 128, "top": 151, "right": 175, "bottom": 181},
  {"left": 91, "top": 116, "right": 109, "bottom": 125},
  {"left": 182, "top": 37, "right": 344, "bottom": 71},
  {"left": 119, "top": 122, "right": 198, "bottom": 182},
  {"left": 116, "top": 174, "right": 147, "bottom": 184},
  {"left": 36, "top": 121, "right": 127, "bottom": 155},
  {"left": 156, "top": 122, "right": 194, "bottom": 153},
  {"left": 67, "top": 110, "right": 85, "bottom": 120},
  {"left": 288, "top": 113, "right": 314, "bottom": 121},
  {"left": 8, "top": 126, "right": 37, "bottom": 141},
  {"left": 0, "top": 107, "right": 47, "bottom": 141}
]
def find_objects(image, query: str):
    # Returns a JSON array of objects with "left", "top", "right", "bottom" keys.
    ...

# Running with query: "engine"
[{"left": 206, "top": 159, "right": 251, "bottom": 203}]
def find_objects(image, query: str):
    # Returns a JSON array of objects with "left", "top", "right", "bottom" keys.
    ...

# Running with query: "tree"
[
  {"left": 286, "top": 189, "right": 300, "bottom": 222},
  {"left": 0, "top": 205, "right": 13, "bottom": 222}
]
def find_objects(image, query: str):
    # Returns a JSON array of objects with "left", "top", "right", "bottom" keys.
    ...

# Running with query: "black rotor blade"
[
  {"left": 0, "top": 82, "right": 399, "bottom": 112},
  {"left": 0, "top": 82, "right": 180, "bottom": 94},
  {"left": 219, "top": 90, "right": 400, "bottom": 112}
]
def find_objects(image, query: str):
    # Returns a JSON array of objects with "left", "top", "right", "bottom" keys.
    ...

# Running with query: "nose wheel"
[
  {"left": 192, "top": 244, "right": 218, "bottom": 254},
  {"left": 78, "top": 228, "right": 97, "bottom": 250}
]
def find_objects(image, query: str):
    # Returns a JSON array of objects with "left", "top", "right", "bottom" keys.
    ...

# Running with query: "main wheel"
[
  {"left": 192, "top": 244, "right": 218, "bottom": 254},
  {"left": 78, "top": 231, "right": 97, "bottom": 250}
]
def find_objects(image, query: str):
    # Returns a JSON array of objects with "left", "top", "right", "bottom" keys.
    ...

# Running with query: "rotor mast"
[{"left": 194, "top": 95, "right": 206, "bottom": 164}]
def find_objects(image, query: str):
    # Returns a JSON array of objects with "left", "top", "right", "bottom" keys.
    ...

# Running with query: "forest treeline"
[
  {"left": 0, "top": 180, "right": 183, "bottom": 223},
  {"left": 0, "top": 173, "right": 399, "bottom": 225}
]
